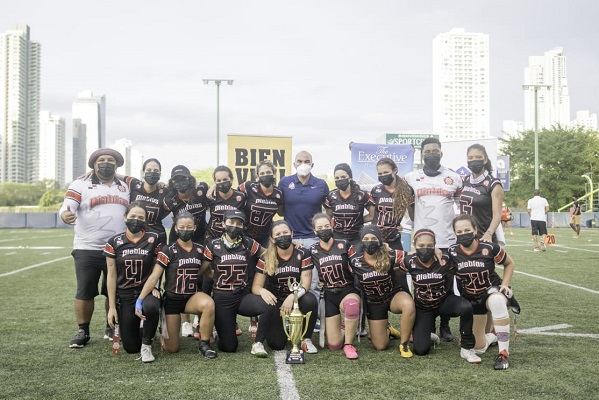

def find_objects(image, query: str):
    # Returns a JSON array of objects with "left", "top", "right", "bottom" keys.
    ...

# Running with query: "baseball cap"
[
  {"left": 88, "top": 148, "right": 124, "bottom": 168},
  {"left": 171, "top": 165, "right": 191, "bottom": 178},
  {"left": 224, "top": 209, "right": 246, "bottom": 223}
]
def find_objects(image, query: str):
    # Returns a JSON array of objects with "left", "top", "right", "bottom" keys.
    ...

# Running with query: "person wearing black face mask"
[
  {"left": 251, "top": 221, "right": 319, "bottom": 354},
  {"left": 105, "top": 202, "right": 163, "bottom": 362},
  {"left": 398, "top": 229, "right": 479, "bottom": 363},
  {"left": 349, "top": 226, "right": 415, "bottom": 357},
  {"left": 459, "top": 143, "right": 504, "bottom": 246},
  {"left": 206, "top": 165, "right": 247, "bottom": 242},
  {"left": 202, "top": 210, "right": 277, "bottom": 356}
]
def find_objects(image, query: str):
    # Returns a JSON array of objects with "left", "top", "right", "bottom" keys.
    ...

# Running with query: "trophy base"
[{"left": 286, "top": 349, "right": 305, "bottom": 364}]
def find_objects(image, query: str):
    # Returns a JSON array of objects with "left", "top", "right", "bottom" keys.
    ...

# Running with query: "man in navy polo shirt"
[{"left": 278, "top": 150, "right": 329, "bottom": 312}]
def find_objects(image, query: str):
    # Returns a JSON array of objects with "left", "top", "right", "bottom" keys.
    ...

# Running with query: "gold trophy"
[{"left": 281, "top": 277, "right": 312, "bottom": 364}]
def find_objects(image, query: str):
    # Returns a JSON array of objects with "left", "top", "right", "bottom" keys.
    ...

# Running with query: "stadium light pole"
[
  {"left": 522, "top": 84, "right": 552, "bottom": 190},
  {"left": 203, "top": 79, "right": 234, "bottom": 166}
]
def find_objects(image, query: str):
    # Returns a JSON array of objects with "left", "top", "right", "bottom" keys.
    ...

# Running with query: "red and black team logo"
[
  {"left": 337, "top": 243, "right": 344, "bottom": 250},
  {"left": 483, "top": 181, "right": 489, "bottom": 187},
  {"left": 236, "top": 196, "right": 242, "bottom": 201},
  {"left": 444, "top": 176, "right": 454, "bottom": 185},
  {"left": 482, "top": 248, "right": 489, "bottom": 256},
  {"left": 118, "top": 186, "right": 126, "bottom": 192},
  {"left": 148, "top": 237, "right": 155, "bottom": 243}
]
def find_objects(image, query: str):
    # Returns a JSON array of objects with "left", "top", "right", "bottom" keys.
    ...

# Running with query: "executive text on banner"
[{"left": 350, "top": 143, "right": 414, "bottom": 192}]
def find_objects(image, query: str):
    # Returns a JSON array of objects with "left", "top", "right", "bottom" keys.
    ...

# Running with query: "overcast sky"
[{"left": 2, "top": 0, "right": 598, "bottom": 177}]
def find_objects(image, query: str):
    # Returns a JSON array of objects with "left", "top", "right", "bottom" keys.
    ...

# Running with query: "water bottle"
[{"left": 112, "top": 324, "right": 121, "bottom": 355}]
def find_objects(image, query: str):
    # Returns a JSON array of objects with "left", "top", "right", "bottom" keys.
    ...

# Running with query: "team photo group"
[{"left": 59, "top": 137, "right": 519, "bottom": 371}]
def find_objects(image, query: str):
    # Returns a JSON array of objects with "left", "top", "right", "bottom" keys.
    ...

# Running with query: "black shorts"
[
  {"left": 324, "top": 285, "right": 359, "bottom": 318},
  {"left": 72, "top": 249, "right": 107, "bottom": 300},
  {"left": 365, "top": 288, "right": 407, "bottom": 320},
  {"left": 163, "top": 292, "right": 193, "bottom": 315},
  {"left": 531, "top": 220, "right": 548, "bottom": 236}
]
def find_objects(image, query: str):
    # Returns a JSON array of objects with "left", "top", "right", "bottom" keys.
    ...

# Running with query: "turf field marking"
[
  {"left": 5, "top": 252, "right": 16, "bottom": 255},
  {"left": 496, "top": 266, "right": 599, "bottom": 295},
  {"left": 519, "top": 324, "right": 599, "bottom": 339},
  {"left": 0, "top": 256, "right": 71, "bottom": 278},
  {"left": 274, "top": 350, "right": 300, "bottom": 400},
  {"left": 0, "top": 233, "right": 71, "bottom": 243},
  {"left": 0, "top": 246, "right": 65, "bottom": 250}
]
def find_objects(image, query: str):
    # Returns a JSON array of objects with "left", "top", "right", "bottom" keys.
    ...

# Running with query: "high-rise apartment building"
[
  {"left": 524, "top": 47, "right": 570, "bottom": 131},
  {"left": 571, "top": 110, "right": 597, "bottom": 131},
  {"left": 433, "top": 28, "right": 490, "bottom": 141},
  {"left": 0, "top": 24, "right": 41, "bottom": 183},
  {"left": 72, "top": 91, "right": 105, "bottom": 177},
  {"left": 39, "top": 111, "right": 66, "bottom": 186},
  {"left": 502, "top": 120, "right": 524, "bottom": 138},
  {"left": 111, "top": 138, "right": 143, "bottom": 178}
]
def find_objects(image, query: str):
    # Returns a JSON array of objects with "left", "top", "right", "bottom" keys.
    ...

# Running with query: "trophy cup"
[{"left": 281, "top": 277, "right": 312, "bottom": 364}]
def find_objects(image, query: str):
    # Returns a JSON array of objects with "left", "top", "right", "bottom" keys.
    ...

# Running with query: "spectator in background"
[
  {"left": 569, "top": 196, "right": 582, "bottom": 238},
  {"left": 527, "top": 189, "right": 550, "bottom": 252},
  {"left": 501, "top": 202, "right": 514, "bottom": 236}
]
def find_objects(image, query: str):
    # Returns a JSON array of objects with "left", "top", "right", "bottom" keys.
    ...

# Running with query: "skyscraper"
[
  {"left": 111, "top": 138, "right": 143, "bottom": 178},
  {"left": 72, "top": 91, "right": 105, "bottom": 177},
  {"left": 524, "top": 47, "right": 570, "bottom": 131},
  {"left": 0, "top": 24, "right": 41, "bottom": 183},
  {"left": 433, "top": 28, "right": 490, "bottom": 141},
  {"left": 39, "top": 111, "right": 66, "bottom": 186}
]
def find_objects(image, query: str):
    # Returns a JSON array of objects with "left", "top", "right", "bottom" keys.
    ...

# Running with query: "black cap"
[
  {"left": 171, "top": 165, "right": 190, "bottom": 178},
  {"left": 224, "top": 209, "right": 246, "bottom": 223}
]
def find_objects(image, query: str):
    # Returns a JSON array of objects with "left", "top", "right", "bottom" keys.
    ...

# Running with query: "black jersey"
[
  {"left": 163, "top": 182, "right": 210, "bottom": 242},
  {"left": 400, "top": 253, "right": 452, "bottom": 309},
  {"left": 310, "top": 239, "right": 356, "bottom": 289},
  {"left": 204, "top": 237, "right": 262, "bottom": 291},
  {"left": 370, "top": 183, "right": 409, "bottom": 242},
  {"left": 324, "top": 188, "right": 374, "bottom": 241},
  {"left": 447, "top": 240, "right": 506, "bottom": 301},
  {"left": 239, "top": 181, "right": 284, "bottom": 243},
  {"left": 206, "top": 189, "right": 247, "bottom": 239},
  {"left": 349, "top": 249, "right": 403, "bottom": 303},
  {"left": 156, "top": 241, "right": 205, "bottom": 295},
  {"left": 255, "top": 245, "right": 313, "bottom": 301},
  {"left": 459, "top": 174, "right": 502, "bottom": 236},
  {"left": 104, "top": 231, "right": 162, "bottom": 290},
  {"left": 129, "top": 178, "right": 170, "bottom": 236}
]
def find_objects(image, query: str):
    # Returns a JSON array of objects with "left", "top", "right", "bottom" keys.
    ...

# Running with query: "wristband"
[
  {"left": 135, "top": 298, "right": 144, "bottom": 313},
  {"left": 297, "top": 287, "right": 306, "bottom": 299}
]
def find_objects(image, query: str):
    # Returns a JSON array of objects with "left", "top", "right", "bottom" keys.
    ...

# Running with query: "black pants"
[
  {"left": 117, "top": 289, "right": 161, "bottom": 353},
  {"left": 413, "top": 295, "right": 475, "bottom": 356},
  {"left": 213, "top": 289, "right": 277, "bottom": 352},
  {"left": 262, "top": 294, "right": 318, "bottom": 351}
]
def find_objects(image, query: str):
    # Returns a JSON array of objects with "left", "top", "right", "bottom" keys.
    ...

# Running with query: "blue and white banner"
[
  {"left": 496, "top": 155, "right": 510, "bottom": 191},
  {"left": 350, "top": 143, "right": 414, "bottom": 192}
]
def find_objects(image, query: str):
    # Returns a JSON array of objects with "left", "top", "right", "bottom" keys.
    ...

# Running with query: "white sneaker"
[
  {"left": 301, "top": 338, "right": 318, "bottom": 354},
  {"left": 460, "top": 347, "right": 482, "bottom": 364},
  {"left": 485, "top": 332, "right": 498, "bottom": 347},
  {"left": 430, "top": 332, "right": 441, "bottom": 346},
  {"left": 181, "top": 321, "right": 194, "bottom": 337},
  {"left": 251, "top": 341, "right": 268, "bottom": 358},
  {"left": 141, "top": 344, "right": 155, "bottom": 363}
]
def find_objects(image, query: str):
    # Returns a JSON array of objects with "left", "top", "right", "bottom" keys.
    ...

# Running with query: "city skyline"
[{"left": 1, "top": 1, "right": 598, "bottom": 178}]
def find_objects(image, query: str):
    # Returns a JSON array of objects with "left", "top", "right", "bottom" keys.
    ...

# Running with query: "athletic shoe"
[
  {"left": 440, "top": 325, "right": 455, "bottom": 342},
  {"left": 314, "top": 319, "right": 320, "bottom": 333},
  {"left": 460, "top": 347, "right": 482, "bottom": 364},
  {"left": 534, "top": 246, "right": 540, "bottom": 252},
  {"left": 103, "top": 327, "right": 114, "bottom": 340},
  {"left": 181, "top": 321, "right": 194, "bottom": 337},
  {"left": 399, "top": 342, "right": 413, "bottom": 358},
  {"left": 199, "top": 341, "right": 217, "bottom": 359},
  {"left": 493, "top": 350, "right": 510, "bottom": 370},
  {"left": 251, "top": 341, "right": 268, "bottom": 358},
  {"left": 358, "top": 326, "right": 368, "bottom": 337},
  {"left": 235, "top": 323, "right": 242, "bottom": 337},
  {"left": 140, "top": 344, "right": 155, "bottom": 363},
  {"left": 486, "top": 332, "right": 498, "bottom": 347},
  {"left": 540, "top": 243, "right": 546, "bottom": 252},
  {"left": 69, "top": 329, "right": 90, "bottom": 348},
  {"left": 343, "top": 344, "right": 358, "bottom": 360},
  {"left": 388, "top": 323, "right": 401, "bottom": 339},
  {"left": 430, "top": 332, "right": 441, "bottom": 346},
  {"left": 249, "top": 319, "right": 258, "bottom": 342},
  {"left": 301, "top": 338, "right": 318, "bottom": 354}
]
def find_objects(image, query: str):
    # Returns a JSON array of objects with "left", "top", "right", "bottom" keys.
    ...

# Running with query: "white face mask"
[{"left": 296, "top": 163, "right": 312, "bottom": 177}]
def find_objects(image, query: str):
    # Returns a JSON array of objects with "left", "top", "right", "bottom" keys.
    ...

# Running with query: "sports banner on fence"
[
  {"left": 350, "top": 143, "right": 414, "bottom": 192},
  {"left": 227, "top": 134, "right": 292, "bottom": 184},
  {"left": 496, "top": 155, "right": 510, "bottom": 191},
  {"left": 385, "top": 133, "right": 439, "bottom": 148}
]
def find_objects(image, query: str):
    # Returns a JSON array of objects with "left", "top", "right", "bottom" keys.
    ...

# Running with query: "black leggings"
[
  {"left": 261, "top": 294, "right": 319, "bottom": 351},
  {"left": 213, "top": 289, "right": 277, "bottom": 352},
  {"left": 117, "top": 289, "right": 160, "bottom": 353},
  {"left": 413, "top": 295, "right": 474, "bottom": 356}
]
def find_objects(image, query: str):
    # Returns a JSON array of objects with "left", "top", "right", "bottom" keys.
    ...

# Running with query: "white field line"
[
  {"left": 0, "top": 233, "right": 72, "bottom": 243},
  {"left": 518, "top": 324, "right": 599, "bottom": 339},
  {"left": 274, "top": 350, "right": 300, "bottom": 400},
  {"left": 0, "top": 246, "right": 65, "bottom": 250},
  {"left": 0, "top": 256, "right": 71, "bottom": 278},
  {"left": 496, "top": 265, "right": 599, "bottom": 295},
  {"left": 507, "top": 237, "right": 599, "bottom": 254}
]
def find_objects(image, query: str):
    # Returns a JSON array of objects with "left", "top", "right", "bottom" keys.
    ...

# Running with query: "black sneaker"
[
  {"left": 493, "top": 350, "right": 510, "bottom": 370},
  {"left": 103, "top": 327, "right": 114, "bottom": 340},
  {"left": 440, "top": 325, "right": 455, "bottom": 342},
  {"left": 199, "top": 341, "right": 217, "bottom": 359},
  {"left": 69, "top": 329, "right": 90, "bottom": 348}
]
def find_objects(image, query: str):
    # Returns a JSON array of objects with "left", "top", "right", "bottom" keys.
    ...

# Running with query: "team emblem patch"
[
  {"left": 297, "top": 254, "right": 302, "bottom": 261},
  {"left": 214, "top": 244, "right": 221, "bottom": 250},
  {"left": 337, "top": 243, "right": 344, "bottom": 249},
  {"left": 482, "top": 248, "right": 489, "bottom": 256},
  {"left": 148, "top": 237, "right": 155, "bottom": 243},
  {"left": 197, "top": 190, "right": 203, "bottom": 197},
  {"left": 236, "top": 195, "right": 242, "bottom": 201},
  {"left": 275, "top": 194, "right": 280, "bottom": 199},
  {"left": 116, "top": 237, "right": 123, "bottom": 246},
  {"left": 444, "top": 176, "right": 454, "bottom": 185},
  {"left": 289, "top": 182, "right": 295, "bottom": 190},
  {"left": 483, "top": 180, "right": 489, "bottom": 187},
  {"left": 118, "top": 186, "right": 126, "bottom": 192}
]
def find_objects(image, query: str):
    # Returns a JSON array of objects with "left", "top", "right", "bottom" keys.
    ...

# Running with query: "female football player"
[{"left": 206, "top": 166, "right": 247, "bottom": 241}]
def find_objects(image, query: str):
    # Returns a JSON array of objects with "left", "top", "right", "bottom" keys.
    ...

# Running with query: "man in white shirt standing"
[{"left": 527, "top": 189, "right": 550, "bottom": 252}]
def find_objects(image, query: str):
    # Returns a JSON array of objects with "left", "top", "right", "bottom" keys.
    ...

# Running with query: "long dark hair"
[
  {"left": 467, "top": 144, "right": 493, "bottom": 174},
  {"left": 376, "top": 157, "right": 411, "bottom": 219}
]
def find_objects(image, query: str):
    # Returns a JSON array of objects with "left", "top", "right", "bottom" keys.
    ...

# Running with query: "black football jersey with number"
[
  {"left": 370, "top": 183, "right": 408, "bottom": 242},
  {"left": 206, "top": 189, "right": 247, "bottom": 240},
  {"left": 129, "top": 178, "right": 170, "bottom": 236},
  {"left": 324, "top": 188, "right": 374, "bottom": 241},
  {"left": 400, "top": 253, "right": 452, "bottom": 309},
  {"left": 310, "top": 239, "right": 356, "bottom": 289},
  {"left": 459, "top": 174, "right": 502, "bottom": 236},
  {"left": 349, "top": 250, "right": 404, "bottom": 303},
  {"left": 104, "top": 231, "right": 162, "bottom": 290},
  {"left": 239, "top": 181, "right": 284, "bottom": 243},
  {"left": 255, "top": 245, "right": 312, "bottom": 301},
  {"left": 163, "top": 182, "right": 210, "bottom": 242},
  {"left": 204, "top": 237, "right": 262, "bottom": 291},
  {"left": 447, "top": 240, "right": 506, "bottom": 301},
  {"left": 156, "top": 241, "right": 205, "bottom": 295}
]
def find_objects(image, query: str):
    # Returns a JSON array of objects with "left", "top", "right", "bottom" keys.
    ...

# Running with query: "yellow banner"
[{"left": 227, "top": 134, "right": 292, "bottom": 184}]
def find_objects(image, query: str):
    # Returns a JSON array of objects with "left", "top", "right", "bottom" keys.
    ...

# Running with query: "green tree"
[{"left": 501, "top": 125, "right": 599, "bottom": 210}]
